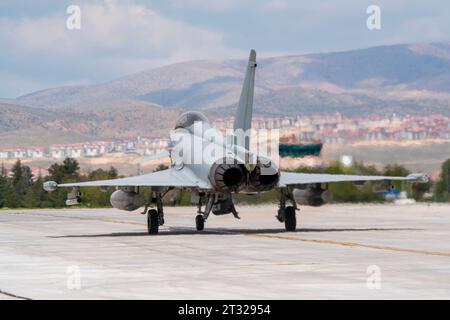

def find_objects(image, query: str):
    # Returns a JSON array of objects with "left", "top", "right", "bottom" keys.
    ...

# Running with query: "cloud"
[
  {"left": 0, "top": 0, "right": 243, "bottom": 98},
  {"left": 167, "top": 0, "right": 242, "bottom": 13},
  {"left": 1, "top": 0, "right": 450, "bottom": 98}
]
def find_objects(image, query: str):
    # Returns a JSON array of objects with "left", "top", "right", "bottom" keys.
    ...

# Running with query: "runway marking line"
[
  {"left": 0, "top": 289, "right": 31, "bottom": 300},
  {"left": 249, "top": 234, "right": 450, "bottom": 258}
]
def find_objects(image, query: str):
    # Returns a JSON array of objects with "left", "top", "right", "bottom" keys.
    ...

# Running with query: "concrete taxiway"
[{"left": 0, "top": 204, "right": 449, "bottom": 299}]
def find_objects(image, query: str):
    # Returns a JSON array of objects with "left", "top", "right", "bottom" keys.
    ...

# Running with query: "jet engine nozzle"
[
  {"left": 209, "top": 158, "right": 245, "bottom": 191},
  {"left": 248, "top": 157, "right": 280, "bottom": 191}
]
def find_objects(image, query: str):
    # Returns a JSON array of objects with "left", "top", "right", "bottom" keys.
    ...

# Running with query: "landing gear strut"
[
  {"left": 195, "top": 193, "right": 215, "bottom": 231},
  {"left": 146, "top": 191, "right": 165, "bottom": 235},
  {"left": 277, "top": 189, "right": 298, "bottom": 232}
]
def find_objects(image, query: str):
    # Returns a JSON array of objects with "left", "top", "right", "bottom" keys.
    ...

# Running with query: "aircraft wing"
[
  {"left": 57, "top": 167, "right": 211, "bottom": 189},
  {"left": 279, "top": 171, "right": 428, "bottom": 186}
]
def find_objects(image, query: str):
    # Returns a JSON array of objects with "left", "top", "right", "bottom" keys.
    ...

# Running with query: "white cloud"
[
  {"left": 167, "top": 0, "right": 242, "bottom": 13},
  {"left": 2, "top": 0, "right": 450, "bottom": 98},
  {"left": 0, "top": 0, "right": 243, "bottom": 97}
]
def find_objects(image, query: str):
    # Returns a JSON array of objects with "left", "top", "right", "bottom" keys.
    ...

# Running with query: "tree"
[
  {"left": 411, "top": 179, "right": 431, "bottom": 201},
  {"left": 10, "top": 159, "right": 33, "bottom": 206},
  {"left": 63, "top": 157, "right": 80, "bottom": 176},
  {"left": 383, "top": 164, "right": 410, "bottom": 177},
  {"left": 82, "top": 167, "right": 119, "bottom": 208},
  {"left": 435, "top": 159, "right": 450, "bottom": 201},
  {"left": 1, "top": 162, "right": 6, "bottom": 177},
  {"left": 23, "top": 175, "right": 53, "bottom": 208},
  {"left": 0, "top": 175, "right": 10, "bottom": 208},
  {"left": 45, "top": 158, "right": 80, "bottom": 207},
  {"left": 0, "top": 176, "right": 17, "bottom": 208},
  {"left": 48, "top": 157, "right": 80, "bottom": 183},
  {"left": 108, "top": 166, "right": 118, "bottom": 179}
]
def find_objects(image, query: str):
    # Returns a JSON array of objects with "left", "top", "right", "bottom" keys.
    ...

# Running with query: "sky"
[{"left": 0, "top": 0, "right": 449, "bottom": 98}]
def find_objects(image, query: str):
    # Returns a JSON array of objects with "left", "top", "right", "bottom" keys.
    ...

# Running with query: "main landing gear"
[
  {"left": 146, "top": 192, "right": 165, "bottom": 235},
  {"left": 276, "top": 189, "right": 298, "bottom": 232},
  {"left": 195, "top": 214, "right": 205, "bottom": 231},
  {"left": 147, "top": 209, "right": 159, "bottom": 235},
  {"left": 284, "top": 206, "right": 296, "bottom": 231},
  {"left": 145, "top": 189, "right": 298, "bottom": 234}
]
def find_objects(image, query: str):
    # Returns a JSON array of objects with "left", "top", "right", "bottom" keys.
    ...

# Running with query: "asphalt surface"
[{"left": 0, "top": 204, "right": 449, "bottom": 299}]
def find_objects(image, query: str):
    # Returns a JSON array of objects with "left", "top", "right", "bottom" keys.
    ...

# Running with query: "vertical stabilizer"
[{"left": 233, "top": 49, "right": 257, "bottom": 137}]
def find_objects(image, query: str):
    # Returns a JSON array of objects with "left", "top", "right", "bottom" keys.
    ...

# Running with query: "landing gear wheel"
[
  {"left": 284, "top": 206, "right": 296, "bottom": 232},
  {"left": 195, "top": 215, "right": 205, "bottom": 231},
  {"left": 147, "top": 209, "right": 159, "bottom": 235}
]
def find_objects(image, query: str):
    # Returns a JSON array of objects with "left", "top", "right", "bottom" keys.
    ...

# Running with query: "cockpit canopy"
[{"left": 174, "top": 111, "right": 209, "bottom": 130}]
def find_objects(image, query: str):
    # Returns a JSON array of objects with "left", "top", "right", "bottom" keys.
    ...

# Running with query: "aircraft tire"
[
  {"left": 196, "top": 215, "right": 205, "bottom": 231},
  {"left": 147, "top": 209, "right": 159, "bottom": 235},
  {"left": 284, "top": 206, "right": 296, "bottom": 232}
]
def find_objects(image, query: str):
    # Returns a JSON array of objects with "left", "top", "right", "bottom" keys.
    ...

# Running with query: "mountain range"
[{"left": 2, "top": 42, "right": 450, "bottom": 148}]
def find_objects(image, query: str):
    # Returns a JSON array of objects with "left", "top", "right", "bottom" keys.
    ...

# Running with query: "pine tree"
[
  {"left": 48, "top": 157, "right": 80, "bottom": 183},
  {"left": 11, "top": 159, "right": 33, "bottom": 206},
  {"left": 435, "top": 159, "right": 450, "bottom": 201},
  {"left": 0, "top": 175, "right": 8, "bottom": 208},
  {"left": 0, "top": 161, "right": 6, "bottom": 177},
  {"left": 0, "top": 176, "right": 17, "bottom": 208},
  {"left": 108, "top": 166, "right": 118, "bottom": 178}
]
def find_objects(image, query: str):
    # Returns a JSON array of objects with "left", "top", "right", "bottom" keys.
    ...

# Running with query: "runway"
[{"left": 0, "top": 204, "right": 449, "bottom": 299}]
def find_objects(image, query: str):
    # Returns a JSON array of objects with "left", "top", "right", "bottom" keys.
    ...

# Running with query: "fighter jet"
[{"left": 43, "top": 50, "right": 428, "bottom": 234}]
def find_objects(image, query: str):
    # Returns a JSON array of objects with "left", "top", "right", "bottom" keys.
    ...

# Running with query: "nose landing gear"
[
  {"left": 195, "top": 193, "right": 214, "bottom": 231},
  {"left": 194, "top": 192, "right": 241, "bottom": 232}
]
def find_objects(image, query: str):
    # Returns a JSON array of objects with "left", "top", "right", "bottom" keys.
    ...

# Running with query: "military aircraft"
[{"left": 43, "top": 50, "right": 428, "bottom": 234}]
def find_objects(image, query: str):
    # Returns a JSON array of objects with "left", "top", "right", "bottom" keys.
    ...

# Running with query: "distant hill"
[
  {"left": 0, "top": 102, "right": 59, "bottom": 132},
  {"left": 2, "top": 42, "right": 450, "bottom": 147},
  {"left": 210, "top": 87, "right": 450, "bottom": 117},
  {"left": 15, "top": 42, "right": 450, "bottom": 116},
  {"left": 0, "top": 101, "right": 180, "bottom": 148}
]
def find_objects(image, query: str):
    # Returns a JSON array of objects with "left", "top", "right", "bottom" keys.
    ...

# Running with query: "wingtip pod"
[
  {"left": 43, "top": 181, "right": 58, "bottom": 192},
  {"left": 406, "top": 173, "right": 429, "bottom": 183}
]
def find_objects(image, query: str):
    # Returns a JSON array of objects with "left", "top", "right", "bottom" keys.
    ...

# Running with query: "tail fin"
[{"left": 233, "top": 49, "right": 257, "bottom": 135}]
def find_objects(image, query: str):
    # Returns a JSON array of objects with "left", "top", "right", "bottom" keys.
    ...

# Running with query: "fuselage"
[{"left": 168, "top": 111, "right": 280, "bottom": 193}]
